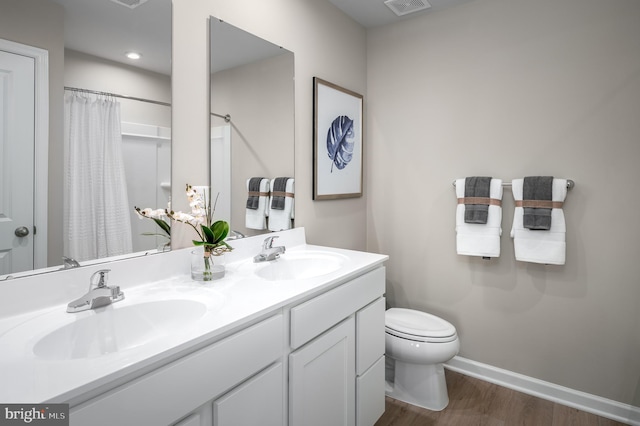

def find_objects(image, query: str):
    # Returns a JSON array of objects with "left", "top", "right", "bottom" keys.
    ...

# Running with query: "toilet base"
[{"left": 385, "top": 358, "right": 450, "bottom": 411}]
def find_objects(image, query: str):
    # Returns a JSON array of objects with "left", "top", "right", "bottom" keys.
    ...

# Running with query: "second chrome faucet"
[{"left": 254, "top": 236, "right": 286, "bottom": 262}]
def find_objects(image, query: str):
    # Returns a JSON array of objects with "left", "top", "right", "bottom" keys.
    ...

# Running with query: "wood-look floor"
[{"left": 375, "top": 370, "right": 627, "bottom": 426}]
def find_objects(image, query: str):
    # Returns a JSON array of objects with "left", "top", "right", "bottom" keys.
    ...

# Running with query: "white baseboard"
[{"left": 445, "top": 356, "right": 640, "bottom": 426}]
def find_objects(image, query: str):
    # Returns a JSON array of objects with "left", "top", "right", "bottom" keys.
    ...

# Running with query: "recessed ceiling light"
[{"left": 125, "top": 52, "right": 142, "bottom": 60}]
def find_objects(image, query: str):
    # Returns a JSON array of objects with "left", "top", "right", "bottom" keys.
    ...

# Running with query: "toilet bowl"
[{"left": 385, "top": 308, "right": 460, "bottom": 411}]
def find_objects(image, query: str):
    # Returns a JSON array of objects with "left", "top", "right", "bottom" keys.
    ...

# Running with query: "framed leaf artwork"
[{"left": 313, "top": 77, "right": 363, "bottom": 200}]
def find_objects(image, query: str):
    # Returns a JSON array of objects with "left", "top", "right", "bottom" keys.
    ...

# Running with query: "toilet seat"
[{"left": 386, "top": 308, "right": 457, "bottom": 343}]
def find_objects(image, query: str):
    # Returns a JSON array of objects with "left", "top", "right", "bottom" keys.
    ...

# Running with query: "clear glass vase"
[{"left": 190, "top": 247, "right": 225, "bottom": 281}]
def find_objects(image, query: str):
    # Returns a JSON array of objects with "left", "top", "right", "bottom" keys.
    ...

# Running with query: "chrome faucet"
[
  {"left": 254, "top": 236, "right": 286, "bottom": 262},
  {"left": 66, "top": 269, "right": 125, "bottom": 313},
  {"left": 61, "top": 256, "right": 81, "bottom": 269}
]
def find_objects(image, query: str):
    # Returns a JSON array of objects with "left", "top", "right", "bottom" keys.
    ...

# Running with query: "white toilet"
[{"left": 385, "top": 308, "right": 460, "bottom": 411}]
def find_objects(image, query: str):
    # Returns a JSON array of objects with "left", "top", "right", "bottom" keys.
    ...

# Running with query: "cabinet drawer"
[
  {"left": 356, "top": 356, "right": 385, "bottom": 426},
  {"left": 356, "top": 297, "right": 385, "bottom": 376},
  {"left": 71, "top": 314, "right": 284, "bottom": 426},
  {"left": 290, "top": 267, "right": 385, "bottom": 349}
]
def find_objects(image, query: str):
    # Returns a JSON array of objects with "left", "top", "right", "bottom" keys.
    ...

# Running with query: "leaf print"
[{"left": 326, "top": 115, "right": 355, "bottom": 172}]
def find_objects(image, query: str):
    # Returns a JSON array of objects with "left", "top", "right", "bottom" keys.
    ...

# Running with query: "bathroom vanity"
[{"left": 0, "top": 228, "right": 387, "bottom": 426}]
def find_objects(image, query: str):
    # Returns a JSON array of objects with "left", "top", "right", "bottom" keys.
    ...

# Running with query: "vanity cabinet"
[
  {"left": 289, "top": 267, "right": 386, "bottom": 426},
  {"left": 70, "top": 314, "right": 284, "bottom": 426},
  {"left": 68, "top": 266, "right": 386, "bottom": 426}
]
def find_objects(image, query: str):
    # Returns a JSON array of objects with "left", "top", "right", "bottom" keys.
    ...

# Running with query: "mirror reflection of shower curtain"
[
  {"left": 63, "top": 94, "right": 132, "bottom": 261},
  {"left": 211, "top": 124, "right": 231, "bottom": 224}
]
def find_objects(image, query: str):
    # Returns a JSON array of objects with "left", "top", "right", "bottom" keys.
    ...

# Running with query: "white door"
[{"left": 0, "top": 49, "right": 35, "bottom": 275}]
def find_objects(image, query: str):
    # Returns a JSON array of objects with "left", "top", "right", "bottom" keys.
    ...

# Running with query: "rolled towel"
[
  {"left": 464, "top": 176, "right": 492, "bottom": 224},
  {"left": 268, "top": 178, "right": 294, "bottom": 231},
  {"left": 245, "top": 178, "right": 270, "bottom": 230},
  {"left": 523, "top": 176, "right": 553, "bottom": 230},
  {"left": 455, "top": 178, "right": 503, "bottom": 258},
  {"left": 246, "top": 177, "right": 265, "bottom": 210},
  {"left": 511, "top": 178, "right": 567, "bottom": 265}
]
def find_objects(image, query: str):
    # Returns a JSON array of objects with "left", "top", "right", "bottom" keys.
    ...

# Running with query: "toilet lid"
[{"left": 385, "top": 308, "right": 456, "bottom": 340}]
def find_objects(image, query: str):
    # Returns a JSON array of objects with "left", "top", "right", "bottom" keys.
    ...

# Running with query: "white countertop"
[{"left": 0, "top": 229, "right": 387, "bottom": 405}]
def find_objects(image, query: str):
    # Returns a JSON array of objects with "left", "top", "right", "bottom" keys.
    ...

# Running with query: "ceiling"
[
  {"left": 50, "top": 0, "right": 475, "bottom": 77},
  {"left": 328, "top": 0, "right": 476, "bottom": 28},
  {"left": 51, "top": 0, "right": 171, "bottom": 75}
]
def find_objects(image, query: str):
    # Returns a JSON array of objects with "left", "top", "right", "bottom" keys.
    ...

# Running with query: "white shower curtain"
[{"left": 64, "top": 94, "right": 132, "bottom": 261}]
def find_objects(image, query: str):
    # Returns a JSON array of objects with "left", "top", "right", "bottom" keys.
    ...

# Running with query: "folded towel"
[
  {"left": 523, "top": 176, "right": 553, "bottom": 230},
  {"left": 455, "top": 178, "right": 503, "bottom": 257},
  {"left": 464, "top": 176, "right": 492, "bottom": 224},
  {"left": 511, "top": 178, "right": 567, "bottom": 265},
  {"left": 268, "top": 178, "right": 294, "bottom": 231},
  {"left": 246, "top": 177, "right": 265, "bottom": 210},
  {"left": 245, "top": 178, "right": 270, "bottom": 230},
  {"left": 271, "top": 177, "right": 291, "bottom": 210}
]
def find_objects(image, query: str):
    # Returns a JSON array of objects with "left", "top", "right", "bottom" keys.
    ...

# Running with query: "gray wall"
[{"left": 367, "top": 0, "right": 640, "bottom": 405}]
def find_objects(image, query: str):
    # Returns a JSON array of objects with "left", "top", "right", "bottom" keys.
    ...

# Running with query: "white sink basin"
[
  {"left": 252, "top": 251, "right": 347, "bottom": 281},
  {"left": 33, "top": 299, "right": 207, "bottom": 360}
]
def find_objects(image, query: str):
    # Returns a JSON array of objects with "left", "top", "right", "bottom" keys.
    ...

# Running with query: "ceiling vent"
[
  {"left": 109, "top": 0, "right": 149, "bottom": 10},
  {"left": 383, "top": 0, "right": 432, "bottom": 16}
]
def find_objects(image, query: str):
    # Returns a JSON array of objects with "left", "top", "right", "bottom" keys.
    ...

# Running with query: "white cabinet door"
[
  {"left": 289, "top": 317, "right": 355, "bottom": 426},
  {"left": 214, "top": 362, "right": 284, "bottom": 426}
]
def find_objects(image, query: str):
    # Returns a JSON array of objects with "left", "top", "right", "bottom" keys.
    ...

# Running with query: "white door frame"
[{"left": 0, "top": 39, "right": 49, "bottom": 269}]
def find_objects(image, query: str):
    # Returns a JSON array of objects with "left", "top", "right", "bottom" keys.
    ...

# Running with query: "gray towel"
[
  {"left": 464, "top": 176, "right": 492, "bottom": 224},
  {"left": 523, "top": 176, "right": 553, "bottom": 230},
  {"left": 246, "top": 177, "right": 265, "bottom": 210},
  {"left": 271, "top": 177, "right": 291, "bottom": 210}
]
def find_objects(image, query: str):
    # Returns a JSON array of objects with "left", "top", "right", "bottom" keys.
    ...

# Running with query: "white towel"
[
  {"left": 510, "top": 178, "right": 567, "bottom": 265},
  {"left": 245, "top": 178, "right": 270, "bottom": 230},
  {"left": 455, "top": 178, "right": 503, "bottom": 257},
  {"left": 268, "top": 178, "right": 294, "bottom": 231}
]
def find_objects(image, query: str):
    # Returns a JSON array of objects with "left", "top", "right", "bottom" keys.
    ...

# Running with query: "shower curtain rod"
[
  {"left": 64, "top": 86, "right": 170, "bottom": 107},
  {"left": 211, "top": 112, "right": 231, "bottom": 123},
  {"left": 453, "top": 179, "right": 575, "bottom": 189},
  {"left": 66, "top": 87, "right": 232, "bottom": 123}
]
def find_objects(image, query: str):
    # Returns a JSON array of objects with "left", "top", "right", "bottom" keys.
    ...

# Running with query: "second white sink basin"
[
  {"left": 253, "top": 251, "right": 347, "bottom": 281},
  {"left": 33, "top": 299, "right": 207, "bottom": 360}
]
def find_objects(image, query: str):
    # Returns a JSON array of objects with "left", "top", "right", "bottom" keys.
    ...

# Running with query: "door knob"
[{"left": 14, "top": 226, "right": 29, "bottom": 238}]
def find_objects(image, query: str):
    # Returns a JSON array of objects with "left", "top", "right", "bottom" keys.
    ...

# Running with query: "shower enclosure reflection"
[
  {"left": 0, "top": 0, "right": 171, "bottom": 279},
  {"left": 210, "top": 18, "right": 295, "bottom": 237}
]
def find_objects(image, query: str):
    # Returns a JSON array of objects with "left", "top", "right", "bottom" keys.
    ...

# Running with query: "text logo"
[{"left": 0, "top": 405, "right": 68, "bottom": 425}]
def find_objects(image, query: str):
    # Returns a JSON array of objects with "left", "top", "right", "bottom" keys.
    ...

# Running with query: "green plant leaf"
[
  {"left": 201, "top": 224, "right": 215, "bottom": 244},
  {"left": 152, "top": 218, "right": 171, "bottom": 236},
  {"left": 211, "top": 220, "right": 229, "bottom": 242}
]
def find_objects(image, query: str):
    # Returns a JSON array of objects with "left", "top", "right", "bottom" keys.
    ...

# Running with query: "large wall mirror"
[
  {"left": 209, "top": 18, "right": 295, "bottom": 238},
  {"left": 0, "top": 0, "right": 171, "bottom": 279}
]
